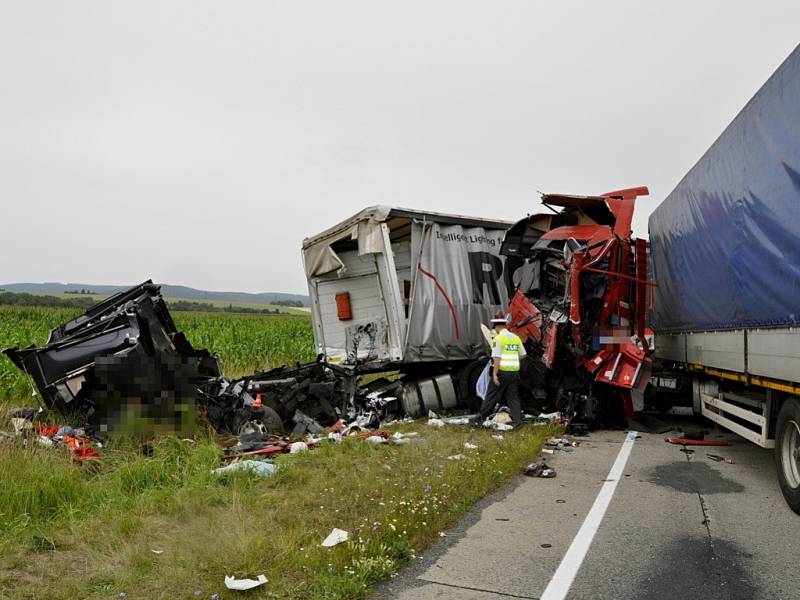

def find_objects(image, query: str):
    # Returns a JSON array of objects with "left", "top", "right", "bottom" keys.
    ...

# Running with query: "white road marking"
[{"left": 539, "top": 431, "right": 638, "bottom": 600}]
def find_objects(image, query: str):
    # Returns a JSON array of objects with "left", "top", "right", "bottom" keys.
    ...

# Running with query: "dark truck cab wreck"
[
  {"left": 3, "top": 282, "right": 376, "bottom": 436},
  {"left": 3, "top": 282, "right": 223, "bottom": 432}
]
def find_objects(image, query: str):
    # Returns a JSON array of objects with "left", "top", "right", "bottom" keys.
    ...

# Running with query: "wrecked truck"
[
  {"left": 303, "top": 198, "right": 653, "bottom": 424},
  {"left": 2, "top": 281, "right": 378, "bottom": 436},
  {"left": 2, "top": 282, "right": 298, "bottom": 436}
]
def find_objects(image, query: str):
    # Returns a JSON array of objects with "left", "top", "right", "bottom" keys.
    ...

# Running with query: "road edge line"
[{"left": 539, "top": 431, "right": 638, "bottom": 600}]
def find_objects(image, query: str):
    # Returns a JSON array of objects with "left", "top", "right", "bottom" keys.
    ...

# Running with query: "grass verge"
[{"left": 0, "top": 420, "right": 557, "bottom": 600}]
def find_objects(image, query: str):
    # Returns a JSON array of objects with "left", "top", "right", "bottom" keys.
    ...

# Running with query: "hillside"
[{"left": 0, "top": 281, "right": 309, "bottom": 307}]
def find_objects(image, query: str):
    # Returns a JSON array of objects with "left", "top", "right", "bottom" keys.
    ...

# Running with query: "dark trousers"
[{"left": 478, "top": 370, "right": 522, "bottom": 426}]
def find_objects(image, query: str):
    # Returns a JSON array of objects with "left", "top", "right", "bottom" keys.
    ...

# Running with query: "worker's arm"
[{"left": 491, "top": 339, "right": 502, "bottom": 385}]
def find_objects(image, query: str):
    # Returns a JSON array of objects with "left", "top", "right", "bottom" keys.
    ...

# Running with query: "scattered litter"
[
  {"left": 534, "top": 411, "right": 561, "bottom": 423},
  {"left": 464, "top": 442, "right": 478, "bottom": 449},
  {"left": 427, "top": 419, "right": 445, "bottom": 428},
  {"left": 541, "top": 448, "right": 554, "bottom": 455},
  {"left": 213, "top": 460, "right": 277, "bottom": 477},
  {"left": 707, "top": 454, "right": 735, "bottom": 464},
  {"left": 321, "top": 528, "right": 349, "bottom": 547},
  {"left": 428, "top": 410, "right": 439, "bottom": 419},
  {"left": 365, "top": 436, "right": 387, "bottom": 444},
  {"left": 492, "top": 435, "right": 504, "bottom": 441},
  {"left": 439, "top": 532, "right": 446, "bottom": 537},
  {"left": 665, "top": 437, "right": 731, "bottom": 447},
  {"left": 224, "top": 574, "right": 268, "bottom": 591},
  {"left": 492, "top": 411, "right": 512, "bottom": 425},
  {"left": 151, "top": 549, "right": 164, "bottom": 555},
  {"left": 447, "top": 454, "right": 466, "bottom": 461},
  {"left": 495, "top": 518, "right": 510, "bottom": 521},
  {"left": 679, "top": 448, "right": 695, "bottom": 455},
  {"left": 541, "top": 543, "right": 552, "bottom": 548},
  {"left": 483, "top": 421, "right": 513, "bottom": 431},
  {"left": 290, "top": 442, "right": 309, "bottom": 453},
  {"left": 443, "top": 414, "right": 478, "bottom": 425},
  {"left": 524, "top": 461, "right": 556, "bottom": 478}
]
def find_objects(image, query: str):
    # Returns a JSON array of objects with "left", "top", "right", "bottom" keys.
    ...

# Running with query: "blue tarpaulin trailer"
[{"left": 648, "top": 45, "right": 800, "bottom": 513}]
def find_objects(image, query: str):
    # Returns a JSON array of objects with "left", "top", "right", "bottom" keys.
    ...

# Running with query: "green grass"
[{"left": 0, "top": 422, "right": 556, "bottom": 599}]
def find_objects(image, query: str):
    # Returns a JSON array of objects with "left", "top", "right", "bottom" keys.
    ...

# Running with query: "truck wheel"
[
  {"left": 775, "top": 397, "right": 800, "bottom": 514},
  {"left": 458, "top": 360, "right": 488, "bottom": 412},
  {"left": 231, "top": 405, "right": 284, "bottom": 436}
]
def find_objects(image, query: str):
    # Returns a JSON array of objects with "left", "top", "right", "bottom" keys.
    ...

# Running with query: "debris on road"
[
  {"left": 447, "top": 454, "right": 466, "bottom": 461},
  {"left": 224, "top": 574, "right": 268, "bottom": 591},
  {"left": 524, "top": 461, "right": 556, "bottom": 478},
  {"left": 666, "top": 437, "right": 731, "bottom": 447},
  {"left": 707, "top": 454, "right": 735, "bottom": 464}
]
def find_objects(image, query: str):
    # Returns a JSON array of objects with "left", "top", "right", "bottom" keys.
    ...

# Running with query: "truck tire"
[
  {"left": 231, "top": 405, "right": 284, "bottom": 436},
  {"left": 774, "top": 397, "right": 800, "bottom": 514},
  {"left": 458, "top": 359, "right": 488, "bottom": 412}
]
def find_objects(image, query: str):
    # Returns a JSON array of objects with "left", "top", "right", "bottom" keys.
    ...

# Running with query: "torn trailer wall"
[{"left": 302, "top": 206, "right": 513, "bottom": 367}]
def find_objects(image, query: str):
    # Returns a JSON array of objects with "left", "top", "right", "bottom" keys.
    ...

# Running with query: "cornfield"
[{"left": 0, "top": 305, "right": 315, "bottom": 403}]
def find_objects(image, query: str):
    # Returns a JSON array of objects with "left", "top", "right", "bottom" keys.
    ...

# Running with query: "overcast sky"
[{"left": 1, "top": 1, "right": 798, "bottom": 294}]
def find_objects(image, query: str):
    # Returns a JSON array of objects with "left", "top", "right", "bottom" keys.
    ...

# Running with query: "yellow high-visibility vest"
[{"left": 495, "top": 330, "right": 523, "bottom": 372}]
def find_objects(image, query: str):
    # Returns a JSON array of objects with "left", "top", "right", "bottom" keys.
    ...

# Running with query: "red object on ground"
[
  {"left": 36, "top": 423, "right": 101, "bottom": 460},
  {"left": 71, "top": 447, "right": 100, "bottom": 461},
  {"left": 36, "top": 423, "right": 60, "bottom": 438},
  {"left": 223, "top": 445, "right": 288, "bottom": 461},
  {"left": 326, "top": 419, "right": 346, "bottom": 433},
  {"left": 665, "top": 437, "right": 732, "bottom": 447}
]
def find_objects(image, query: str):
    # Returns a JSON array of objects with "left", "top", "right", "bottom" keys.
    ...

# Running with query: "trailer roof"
[{"left": 302, "top": 205, "right": 512, "bottom": 249}]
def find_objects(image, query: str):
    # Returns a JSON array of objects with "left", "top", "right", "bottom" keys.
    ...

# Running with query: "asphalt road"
[{"left": 376, "top": 412, "right": 800, "bottom": 600}]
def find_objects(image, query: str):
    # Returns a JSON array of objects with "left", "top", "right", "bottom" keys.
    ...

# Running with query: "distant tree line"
[
  {"left": 0, "top": 292, "right": 300, "bottom": 316},
  {"left": 166, "top": 300, "right": 291, "bottom": 315},
  {"left": 0, "top": 292, "right": 96, "bottom": 309},
  {"left": 65, "top": 289, "right": 100, "bottom": 295},
  {"left": 272, "top": 299, "right": 305, "bottom": 307}
]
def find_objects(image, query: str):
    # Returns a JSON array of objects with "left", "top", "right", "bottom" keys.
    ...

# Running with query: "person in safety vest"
[{"left": 477, "top": 314, "right": 526, "bottom": 427}]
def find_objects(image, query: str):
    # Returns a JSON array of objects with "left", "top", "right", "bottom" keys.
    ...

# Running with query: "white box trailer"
[{"left": 302, "top": 206, "right": 512, "bottom": 371}]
